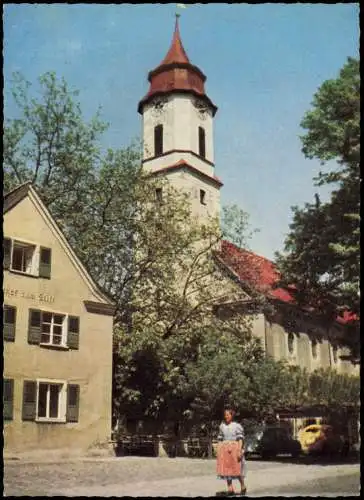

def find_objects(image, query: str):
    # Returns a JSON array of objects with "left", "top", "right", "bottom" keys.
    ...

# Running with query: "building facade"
[{"left": 3, "top": 183, "right": 114, "bottom": 453}]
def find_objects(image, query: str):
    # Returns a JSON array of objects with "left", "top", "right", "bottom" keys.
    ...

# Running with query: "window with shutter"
[
  {"left": 66, "top": 384, "right": 80, "bottom": 422},
  {"left": 11, "top": 240, "right": 36, "bottom": 275},
  {"left": 22, "top": 380, "right": 37, "bottom": 421},
  {"left": 37, "top": 381, "right": 65, "bottom": 420},
  {"left": 3, "top": 238, "right": 12, "bottom": 270},
  {"left": 67, "top": 316, "right": 80, "bottom": 350},
  {"left": 28, "top": 309, "right": 41, "bottom": 344},
  {"left": 40, "top": 312, "right": 66, "bottom": 346},
  {"left": 3, "top": 305, "right": 16, "bottom": 342},
  {"left": 39, "top": 247, "right": 52, "bottom": 278},
  {"left": 3, "top": 379, "right": 14, "bottom": 420}
]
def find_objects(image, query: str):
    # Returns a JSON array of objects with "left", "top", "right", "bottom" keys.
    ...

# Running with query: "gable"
[{"left": 4, "top": 186, "right": 112, "bottom": 307}]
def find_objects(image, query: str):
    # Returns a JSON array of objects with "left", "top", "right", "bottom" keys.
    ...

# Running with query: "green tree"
[
  {"left": 4, "top": 71, "right": 107, "bottom": 229},
  {"left": 276, "top": 57, "right": 360, "bottom": 360},
  {"left": 221, "top": 203, "right": 258, "bottom": 249},
  {"left": 308, "top": 367, "right": 360, "bottom": 409}
]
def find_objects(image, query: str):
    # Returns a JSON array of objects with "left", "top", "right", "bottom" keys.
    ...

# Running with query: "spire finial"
[{"left": 176, "top": 4, "right": 187, "bottom": 17}]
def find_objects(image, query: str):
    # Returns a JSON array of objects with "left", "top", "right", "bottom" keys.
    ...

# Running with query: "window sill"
[
  {"left": 9, "top": 269, "right": 39, "bottom": 279},
  {"left": 39, "top": 343, "right": 69, "bottom": 351},
  {"left": 36, "top": 418, "right": 66, "bottom": 424}
]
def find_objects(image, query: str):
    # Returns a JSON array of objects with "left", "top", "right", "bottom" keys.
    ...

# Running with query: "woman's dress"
[{"left": 216, "top": 421, "right": 246, "bottom": 480}]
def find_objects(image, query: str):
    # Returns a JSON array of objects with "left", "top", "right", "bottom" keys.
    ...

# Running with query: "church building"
[{"left": 137, "top": 15, "right": 358, "bottom": 380}]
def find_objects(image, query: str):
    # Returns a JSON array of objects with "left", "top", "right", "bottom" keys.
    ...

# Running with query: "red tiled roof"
[
  {"left": 148, "top": 159, "right": 223, "bottom": 187},
  {"left": 219, "top": 240, "right": 356, "bottom": 325},
  {"left": 138, "top": 17, "right": 217, "bottom": 115}
]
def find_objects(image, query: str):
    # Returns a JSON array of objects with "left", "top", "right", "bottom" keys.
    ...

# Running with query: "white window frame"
[
  {"left": 40, "top": 310, "right": 68, "bottom": 347},
  {"left": 35, "top": 379, "right": 67, "bottom": 423},
  {"left": 10, "top": 239, "right": 39, "bottom": 276}
]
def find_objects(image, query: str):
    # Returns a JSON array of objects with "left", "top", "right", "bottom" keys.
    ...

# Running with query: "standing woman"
[{"left": 216, "top": 408, "right": 247, "bottom": 495}]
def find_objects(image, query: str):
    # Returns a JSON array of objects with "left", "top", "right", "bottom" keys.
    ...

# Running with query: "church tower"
[{"left": 138, "top": 15, "right": 222, "bottom": 219}]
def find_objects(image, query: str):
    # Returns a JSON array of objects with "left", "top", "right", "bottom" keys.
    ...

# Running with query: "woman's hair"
[{"left": 224, "top": 407, "right": 236, "bottom": 417}]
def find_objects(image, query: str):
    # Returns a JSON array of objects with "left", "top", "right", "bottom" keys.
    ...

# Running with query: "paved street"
[{"left": 4, "top": 456, "right": 360, "bottom": 497}]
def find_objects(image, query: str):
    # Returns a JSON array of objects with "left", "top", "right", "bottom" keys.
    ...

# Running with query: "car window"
[
  {"left": 276, "top": 428, "right": 289, "bottom": 439},
  {"left": 263, "top": 429, "right": 276, "bottom": 439}
]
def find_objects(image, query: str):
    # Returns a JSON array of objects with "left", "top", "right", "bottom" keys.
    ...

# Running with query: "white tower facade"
[{"left": 138, "top": 17, "right": 222, "bottom": 219}]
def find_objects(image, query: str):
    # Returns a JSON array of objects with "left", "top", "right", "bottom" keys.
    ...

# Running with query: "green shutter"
[
  {"left": 67, "top": 316, "right": 80, "bottom": 350},
  {"left": 4, "top": 305, "right": 16, "bottom": 342},
  {"left": 39, "top": 247, "right": 52, "bottom": 279},
  {"left": 3, "top": 238, "right": 12, "bottom": 270},
  {"left": 28, "top": 309, "right": 41, "bottom": 344},
  {"left": 3, "top": 379, "right": 14, "bottom": 420},
  {"left": 66, "top": 384, "right": 80, "bottom": 422},
  {"left": 22, "top": 380, "right": 37, "bottom": 421}
]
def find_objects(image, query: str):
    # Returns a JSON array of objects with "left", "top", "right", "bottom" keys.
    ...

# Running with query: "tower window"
[
  {"left": 155, "top": 188, "right": 163, "bottom": 204},
  {"left": 287, "top": 332, "right": 295, "bottom": 354},
  {"left": 311, "top": 339, "right": 318, "bottom": 359},
  {"left": 200, "top": 189, "right": 206, "bottom": 205},
  {"left": 154, "top": 124, "right": 163, "bottom": 156},
  {"left": 198, "top": 126, "right": 206, "bottom": 158},
  {"left": 332, "top": 345, "right": 338, "bottom": 363}
]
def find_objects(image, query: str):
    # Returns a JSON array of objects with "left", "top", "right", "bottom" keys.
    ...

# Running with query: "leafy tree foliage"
[
  {"left": 276, "top": 57, "right": 360, "bottom": 360},
  {"left": 308, "top": 367, "right": 360, "bottom": 409},
  {"left": 6, "top": 72, "right": 357, "bottom": 434},
  {"left": 221, "top": 203, "right": 258, "bottom": 249},
  {"left": 4, "top": 72, "right": 259, "bottom": 426},
  {"left": 4, "top": 72, "right": 107, "bottom": 228}
]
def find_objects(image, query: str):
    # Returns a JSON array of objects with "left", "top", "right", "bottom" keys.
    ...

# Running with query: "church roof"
[
  {"left": 160, "top": 15, "right": 190, "bottom": 66},
  {"left": 138, "top": 16, "right": 217, "bottom": 115},
  {"left": 219, "top": 240, "right": 356, "bottom": 326}
]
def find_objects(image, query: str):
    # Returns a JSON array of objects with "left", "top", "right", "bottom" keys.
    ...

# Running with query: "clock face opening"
[
  {"left": 151, "top": 97, "right": 169, "bottom": 116},
  {"left": 194, "top": 98, "right": 209, "bottom": 119}
]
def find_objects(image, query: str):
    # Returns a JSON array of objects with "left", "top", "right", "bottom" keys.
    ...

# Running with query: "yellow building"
[{"left": 3, "top": 182, "right": 115, "bottom": 453}]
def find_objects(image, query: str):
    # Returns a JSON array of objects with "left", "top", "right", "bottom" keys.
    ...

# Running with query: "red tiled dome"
[{"left": 138, "top": 17, "right": 217, "bottom": 115}]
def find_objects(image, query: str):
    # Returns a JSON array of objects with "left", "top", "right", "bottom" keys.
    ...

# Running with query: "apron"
[{"left": 216, "top": 440, "right": 242, "bottom": 478}]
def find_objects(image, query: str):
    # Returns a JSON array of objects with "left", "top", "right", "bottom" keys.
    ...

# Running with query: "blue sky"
[{"left": 3, "top": 3, "right": 359, "bottom": 260}]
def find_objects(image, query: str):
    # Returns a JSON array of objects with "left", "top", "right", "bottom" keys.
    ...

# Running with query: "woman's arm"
[{"left": 236, "top": 424, "right": 245, "bottom": 459}]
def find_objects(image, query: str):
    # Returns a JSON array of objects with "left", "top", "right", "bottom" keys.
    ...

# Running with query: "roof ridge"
[
  {"left": 4, "top": 180, "right": 32, "bottom": 198},
  {"left": 221, "top": 240, "right": 277, "bottom": 266}
]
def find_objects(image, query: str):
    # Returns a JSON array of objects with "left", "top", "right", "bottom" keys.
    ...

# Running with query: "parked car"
[
  {"left": 245, "top": 426, "right": 301, "bottom": 459},
  {"left": 297, "top": 424, "right": 345, "bottom": 456}
]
